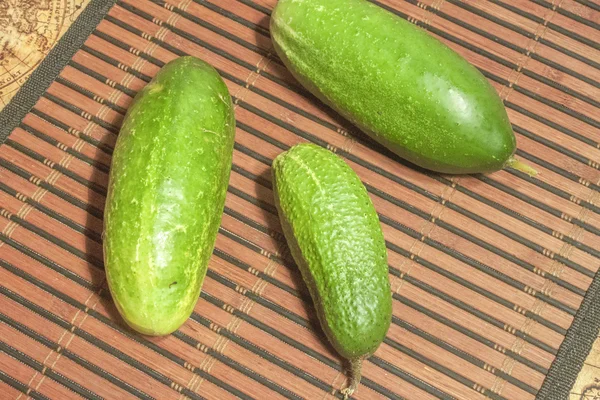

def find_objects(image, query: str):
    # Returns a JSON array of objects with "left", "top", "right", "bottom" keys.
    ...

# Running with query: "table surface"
[{"left": 1, "top": 0, "right": 599, "bottom": 399}]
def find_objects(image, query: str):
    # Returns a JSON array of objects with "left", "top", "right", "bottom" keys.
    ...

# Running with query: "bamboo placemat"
[{"left": 0, "top": 0, "right": 599, "bottom": 399}]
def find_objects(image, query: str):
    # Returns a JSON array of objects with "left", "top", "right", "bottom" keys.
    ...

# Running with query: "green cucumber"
[
  {"left": 103, "top": 56, "right": 235, "bottom": 336},
  {"left": 272, "top": 143, "right": 392, "bottom": 397},
  {"left": 271, "top": 0, "right": 535, "bottom": 175}
]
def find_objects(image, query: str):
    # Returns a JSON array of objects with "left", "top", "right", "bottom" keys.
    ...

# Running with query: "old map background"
[
  {"left": 0, "top": 0, "right": 90, "bottom": 107},
  {"left": 0, "top": 1, "right": 599, "bottom": 399}
]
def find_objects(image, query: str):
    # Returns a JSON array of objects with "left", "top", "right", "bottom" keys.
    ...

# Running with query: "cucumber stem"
[
  {"left": 505, "top": 157, "right": 538, "bottom": 177},
  {"left": 342, "top": 358, "right": 363, "bottom": 399}
]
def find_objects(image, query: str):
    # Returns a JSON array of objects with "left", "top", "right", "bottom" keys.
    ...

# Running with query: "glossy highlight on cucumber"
[
  {"left": 272, "top": 143, "right": 392, "bottom": 397},
  {"left": 271, "top": 0, "right": 534, "bottom": 175},
  {"left": 103, "top": 56, "right": 235, "bottom": 336}
]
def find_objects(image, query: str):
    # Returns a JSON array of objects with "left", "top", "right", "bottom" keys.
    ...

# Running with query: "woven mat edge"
[
  {"left": 0, "top": 0, "right": 117, "bottom": 145},
  {"left": 538, "top": 266, "right": 600, "bottom": 400}
]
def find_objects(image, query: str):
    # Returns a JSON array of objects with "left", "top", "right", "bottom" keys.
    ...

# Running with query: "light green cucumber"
[
  {"left": 272, "top": 143, "right": 392, "bottom": 397},
  {"left": 271, "top": 0, "right": 536, "bottom": 175},
  {"left": 103, "top": 56, "right": 235, "bottom": 336}
]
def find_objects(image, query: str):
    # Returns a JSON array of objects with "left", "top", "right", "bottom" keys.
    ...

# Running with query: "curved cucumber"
[
  {"left": 271, "top": 0, "right": 523, "bottom": 174},
  {"left": 272, "top": 143, "right": 392, "bottom": 396},
  {"left": 104, "top": 56, "right": 235, "bottom": 336}
]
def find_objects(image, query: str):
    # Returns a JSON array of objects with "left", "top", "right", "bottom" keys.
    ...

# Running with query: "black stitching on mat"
[
  {"left": 537, "top": 266, "right": 600, "bottom": 399},
  {"left": 438, "top": 0, "right": 600, "bottom": 70},
  {"left": 0, "top": 258, "right": 355, "bottom": 400},
  {"left": 5, "top": 139, "right": 108, "bottom": 197},
  {"left": 0, "top": 338, "right": 130, "bottom": 400},
  {"left": 494, "top": 0, "right": 600, "bottom": 41},
  {"left": 19, "top": 121, "right": 111, "bottom": 173},
  {"left": 573, "top": 0, "right": 600, "bottom": 12},
  {"left": 0, "top": 181, "right": 102, "bottom": 244},
  {"left": 29, "top": 110, "right": 114, "bottom": 156},
  {"left": 0, "top": 369, "right": 52, "bottom": 400},
  {"left": 191, "top": 0, "right": 270, "bottom": 38},
  {"left": 0, "top": 296, "right": 157, "bottom": 399},
  {"left": 0, "top": 159, "right": 103, "bottom": 219}
]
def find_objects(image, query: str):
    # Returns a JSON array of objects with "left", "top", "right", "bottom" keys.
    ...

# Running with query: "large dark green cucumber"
[
  {"left": 271, "top": 0, "right": 534, "bottom": 174},
  {"left": 272, "top": 143, "right": 392, "bottom": 397},
  {"left": 104, "top": 56, "right": 235, "bottom": 336}
]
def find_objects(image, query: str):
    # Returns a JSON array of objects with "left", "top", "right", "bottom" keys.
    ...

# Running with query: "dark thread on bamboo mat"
[
  {"left": 0, "top": 369, "right": 52, "bottom": 400},
  {"left": 204, "top": 265, "right": 515, "bottom": 400},
  {"left": 0, "top": 181, "right": 102, "bottom": 244},
  {"left": 41, "top": 93, "right": 119, "bottom": 135},
  {"left": 54, "top": 76, "right": 128, "bottom": 116},
  {"left": 507, "top": 101, "right": 599, "bottom": 153},
  {"left": 0, "top": 287, "right": 217, "bottom": 400},
  {"left": 213, "top": 247, "right": 299, "bottom": 298},
  {"left": 537, "top": 265, "right": 600, "bottom": 399},
  {"left": 436, "top": 0, "right": 600, "bottom": 71},
  {"left": 67, "top": 60, "right": 138, "bottom": 98},
  {"left": 574, "top": 0, "right": 600, "bottom": 12},
  {"left": 0, "top": 0, "right": 117, "bottom": 145},
  {"left": 191, "top": 0, "right": 270, "bottom": 38},
  {"left": 0, "top": 306, "right": 155, "bottom": 399},
  {"left": 1, "top": 258, "right": 317, "bottom": 400},
  {"left": 396, "top": 293, "right": 548, "bottom": 374},
  {"left": 211, "top": 234, "right": 549, "bottom": 393},
  {"left": 0, "top": 207, "right": 104, "bottom": 270},
  {"left": 145, "top": 0, "right": 274, "bottom": 60},
  {"left": 0, "top": 235, "right": 95, "bottom": 290},
  {"left": 5, "top": 138, "right": 108, "bottom": 197},
  {"left": 0, "top": 341, "right": 105, "bottom": 400},
  {"left": 437, "top": 173, "right": 600, "bottom": 257},
  {"left": 513, "top": 126, "right": 600, "bottom": 179},
  {"left": 495, "top": 0, "right": 600, "bottom": 40},
  {"left": 509, "top": 168, "right": 600, "bottom": 215},
  {"left": 516, "top": 150, "right": 600, "bottom": 203},
  {"left": 478, "top": 174, "right": 599, "bottom": 237},
  {"left": 19, "top": 120, "right": 111, "bottom": 174},
  {"left": 0, "top": 159, "right": 104, "bottom": 219},
  {"left": 29, "top": 109, "right": 114, "bottom": 156},
  {"left": 81, "top": 45, "right": 152, "bottom": 83},
  {"left": 171, "top": 331, "right": 304, "bottom": 400},
  {"left": 0, "top": 258, "right": 360, "bottom": 400},
  {"left": 57, "top": 44, "right": 592, "bottom": 318},
  {"left": 393, "top": 317, "right": 539, "bottom": 395},
  {"left": 198, "top": 291, "right": 422, "bottom": 400}
]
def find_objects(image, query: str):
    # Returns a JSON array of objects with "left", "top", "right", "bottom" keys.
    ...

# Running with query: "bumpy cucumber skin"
[
  {"left": 271, "top": 0, "right": 516, "bottom": 174},
  {"left": 104, "top": 56, "right": 235, "bottom": 336},
  {"left": 272, "top": 143, "right": 392, "bottom": 361}
]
